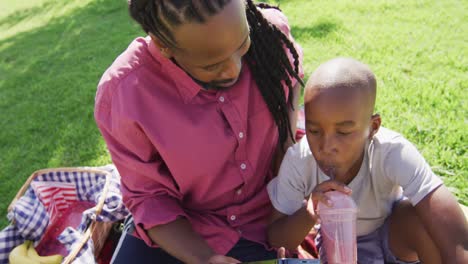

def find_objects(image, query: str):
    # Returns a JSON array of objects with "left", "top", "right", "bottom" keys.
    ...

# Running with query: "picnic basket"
[{"left": 2, "top": 166, "right": 127, "bottom": 264}]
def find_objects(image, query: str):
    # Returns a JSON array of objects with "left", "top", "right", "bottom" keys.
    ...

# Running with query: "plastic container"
[{"left": 317, "top": 191, "right": 357, "bottom": 264}]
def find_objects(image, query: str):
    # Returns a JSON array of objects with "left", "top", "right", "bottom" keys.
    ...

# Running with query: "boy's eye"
[
  {"left": 337, "top": 131, "right": 352, "bottom": 136},
  {"left": 308, "top": 130, "right": 320, "bottom": 135}
]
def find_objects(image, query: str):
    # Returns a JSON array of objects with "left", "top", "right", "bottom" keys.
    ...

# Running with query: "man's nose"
[{"left": 219, "top": 56, "right": 242, "bottom": 80}]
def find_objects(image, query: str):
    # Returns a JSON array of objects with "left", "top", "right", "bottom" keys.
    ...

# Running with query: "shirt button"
[
  {"left": 236, "top": 189, "right": 242, "bottom": 195},
  {"left": 230, "top": 215, "right": 236, "bottom": 221},
  {"left": 219, "top": 96, "right": 225, "bottom": 102},
  {"left": 240, "top": 163, "right": 246, "bottom": 170},
  {"left": 238, "top": 132, "right": 244, "bottom": 139}
]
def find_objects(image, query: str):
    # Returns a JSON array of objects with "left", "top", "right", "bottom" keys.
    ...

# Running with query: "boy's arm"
[
  {"left": 268, "top": 180, "right": 351, "bottom": 250},
  {"left": 268, "top": 198, "right": 317, "bottom": 250},
  {"left": 382, "top": 135, "right": 467, "bottom": 263},
  {"left": 415, "top": 185, "right": 468, "bottom": 264}
]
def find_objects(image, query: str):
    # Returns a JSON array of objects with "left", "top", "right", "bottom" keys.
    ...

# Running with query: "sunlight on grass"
[{"left": 0, "top": 0, "right": 94, "bottom": 39}]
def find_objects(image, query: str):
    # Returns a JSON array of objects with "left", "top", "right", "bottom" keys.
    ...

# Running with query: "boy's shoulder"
[
  {"left": 372, "top": 126, "right": 423, "bottom": 167},
  {"left": 373, "top": 126, "right": 410, "bottom": 148},
  {"left": 283, "top": 137, "right": 315, "bottom": 172},
  {"left": 287, "top": 136, "right": 313, "bottom": 160}
]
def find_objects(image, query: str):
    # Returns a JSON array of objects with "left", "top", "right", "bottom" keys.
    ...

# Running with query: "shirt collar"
[{"left": 146, "top": 36, "right": 202, "bottom": 103}]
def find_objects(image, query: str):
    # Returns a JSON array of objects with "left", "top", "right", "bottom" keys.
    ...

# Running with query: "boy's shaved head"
[
  {"left": 305, "top": 58, "right": 377, "bottom": 115},
  {"left": 303, "top": 58, "right": 381, "bottom": 183}
]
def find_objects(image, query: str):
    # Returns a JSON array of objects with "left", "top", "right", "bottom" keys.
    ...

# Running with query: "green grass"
[{"left": 0, "top": 0, "right": 466, "bottom": 229}]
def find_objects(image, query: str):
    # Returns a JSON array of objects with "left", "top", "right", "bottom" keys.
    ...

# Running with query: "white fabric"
[{"left": 267, "top": 127, "right": 443, "bottom": 236}]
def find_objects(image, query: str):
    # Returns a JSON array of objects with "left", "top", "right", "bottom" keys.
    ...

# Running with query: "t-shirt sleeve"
[
  {"left": 382, "top": 138, "right": 443, "bottom": 206},
  {"left": 95, "top": 78, "right": 187, "bottom": 247},
  {"left": 267, "top": 146, "right": 307, "bottom": 215}
]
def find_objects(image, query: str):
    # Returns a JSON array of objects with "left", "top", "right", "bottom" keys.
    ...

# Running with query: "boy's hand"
[{"left": 310, "top": 180, "right": 352, "bottom": 207}]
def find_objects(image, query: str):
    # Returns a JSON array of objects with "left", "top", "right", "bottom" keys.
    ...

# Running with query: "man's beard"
[
  {"left": 172, "top": 58, "right": 239, "bottom": 91},
  {"left": 192, "top": 78, "right": 237, "bottom": 91}
]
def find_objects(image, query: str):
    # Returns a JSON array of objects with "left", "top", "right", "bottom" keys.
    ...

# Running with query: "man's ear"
[
  {"left": 369, "top": 113, "right": 381, "bottom": 139},
  {"left": 149, "top": 33, "right": 173, "bottom": 59}
]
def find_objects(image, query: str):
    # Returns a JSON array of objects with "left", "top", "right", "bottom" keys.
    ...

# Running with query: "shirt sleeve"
[
  {"left": 267, "top": 146, "right": 307, "bottom": 215},
  {"left": 382, "top": 137, "right": 443, "bottom": 206},
  {"left": 94, "top": 78, "right": 187, "bottom": 247},
  {"left": 261, "top": 8, "right": 305, "bottom": 85}
]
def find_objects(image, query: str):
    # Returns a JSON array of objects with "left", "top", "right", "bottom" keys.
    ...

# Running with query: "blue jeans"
[{"left": 111, "top": 216, "right": 277, "bottom": 263}]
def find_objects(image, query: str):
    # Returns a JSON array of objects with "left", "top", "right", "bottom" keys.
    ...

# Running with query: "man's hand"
[
  {"left": 277, "top": 247, "right": 286, "bottom": 258},
  {"left": 206, "top": 255, "right": 240, "bottom": 264}
]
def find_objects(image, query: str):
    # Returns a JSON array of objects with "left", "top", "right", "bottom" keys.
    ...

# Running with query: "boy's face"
[{"left": 304, "top": 85, "right": 380, "bottom": 182}]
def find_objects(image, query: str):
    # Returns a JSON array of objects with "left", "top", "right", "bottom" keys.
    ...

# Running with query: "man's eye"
[
  {"left": 204, "top": 64, "right": 221, "bottom": 72},
  {"left": 241, "top": 37, "right": 251, "bottom": 53},
  {"left": 308, "top": 130, "right": 320, "bottom": 135}
]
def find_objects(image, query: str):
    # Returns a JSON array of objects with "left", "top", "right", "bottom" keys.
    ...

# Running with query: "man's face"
[
  {"left": 304, "top": 86, "right": 376, "bottom": 182},
  {"left": 166, "top": 0, "right": 251, "bottom": 90}
]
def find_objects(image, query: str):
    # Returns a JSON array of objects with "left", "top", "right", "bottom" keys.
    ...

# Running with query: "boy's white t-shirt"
[{"left": 267, "top": 127, "right": 443, "bottom": 237}]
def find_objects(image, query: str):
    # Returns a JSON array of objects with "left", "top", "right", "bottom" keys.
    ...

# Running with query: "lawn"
[{"left": 0, "top": 0, "right": 466, "bottom": 229}]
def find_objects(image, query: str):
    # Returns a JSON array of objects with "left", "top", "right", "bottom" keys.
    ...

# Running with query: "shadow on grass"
[
  {"left": 291, "top": 20, "right": 339, "bottom": 40},
  {"left": 260, "top": 0, "right": 285, "bottom": 6},
  {"left": 0, "top": 0, "right": 141, "bottom": 227}
]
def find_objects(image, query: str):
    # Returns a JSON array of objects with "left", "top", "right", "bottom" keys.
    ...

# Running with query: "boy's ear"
[
  {"left": 369, "top": 113, "right": 381, "bottom": 139},
  {"left": 149, "top": 33, "right": 173, "bottom": 59}
]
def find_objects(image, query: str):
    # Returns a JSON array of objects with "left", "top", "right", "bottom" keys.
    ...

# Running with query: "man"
[{"left": 95, "top": 0, "right": 304, "bottom": 263}]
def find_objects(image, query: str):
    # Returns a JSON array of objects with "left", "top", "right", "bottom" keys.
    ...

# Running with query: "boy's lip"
[{"left": 317, "top": 162, "right": 337, "bottom": 177}]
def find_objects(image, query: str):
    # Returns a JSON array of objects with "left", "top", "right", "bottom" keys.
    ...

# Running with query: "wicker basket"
[{"left": 7, "top": 167, "right": 115, "bottom": 264}]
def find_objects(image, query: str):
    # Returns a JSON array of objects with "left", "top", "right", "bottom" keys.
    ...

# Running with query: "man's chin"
[{"left": 212, "top": 79, "right": 238, "bottom": 89}]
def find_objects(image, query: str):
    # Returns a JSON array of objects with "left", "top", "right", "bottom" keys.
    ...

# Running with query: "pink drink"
[{"left": 317, "top": 191, "right": 357, "bottom": 264}]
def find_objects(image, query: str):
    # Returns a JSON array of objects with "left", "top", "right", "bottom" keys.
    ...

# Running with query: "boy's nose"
[{"left": 320, "top": 135, "right": 337, "bottom": 155}]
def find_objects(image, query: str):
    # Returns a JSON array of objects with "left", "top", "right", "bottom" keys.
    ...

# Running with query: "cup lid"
[{"left": 317, "top": 191, "right": 357, "bottom": 212}]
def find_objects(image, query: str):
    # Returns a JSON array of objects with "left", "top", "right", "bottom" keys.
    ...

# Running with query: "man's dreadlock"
[{"left": 128, "top": 0, "right": 304, "bottom": 147}]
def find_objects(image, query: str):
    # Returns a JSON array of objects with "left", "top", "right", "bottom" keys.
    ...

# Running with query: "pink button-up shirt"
[{"left": 95, "top": 8, "right": 303, "bottom": 254}]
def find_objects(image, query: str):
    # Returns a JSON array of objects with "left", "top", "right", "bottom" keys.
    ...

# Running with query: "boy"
[{"left": 267, "top": 58, "right": 467, "bottom": 263}]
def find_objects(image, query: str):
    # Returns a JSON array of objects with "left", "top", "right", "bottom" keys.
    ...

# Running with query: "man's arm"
[
  {"left": 147, "top": 218, "right": 239, "bottom": 264},
  {"left": 95, "top": 94, "right": 239, "bottom": 264},
  {"left": 415, "top": 185, "right": 468, "bottom": 263}
]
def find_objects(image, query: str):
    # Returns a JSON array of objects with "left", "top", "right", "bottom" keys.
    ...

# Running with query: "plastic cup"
[{"left": 317, "top": 191, "right": 357, "bottom": 264}]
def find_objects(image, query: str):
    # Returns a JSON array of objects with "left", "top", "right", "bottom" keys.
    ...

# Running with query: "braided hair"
[{"left": 129, "top": 0, "right": 303, "bottom": 147}]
